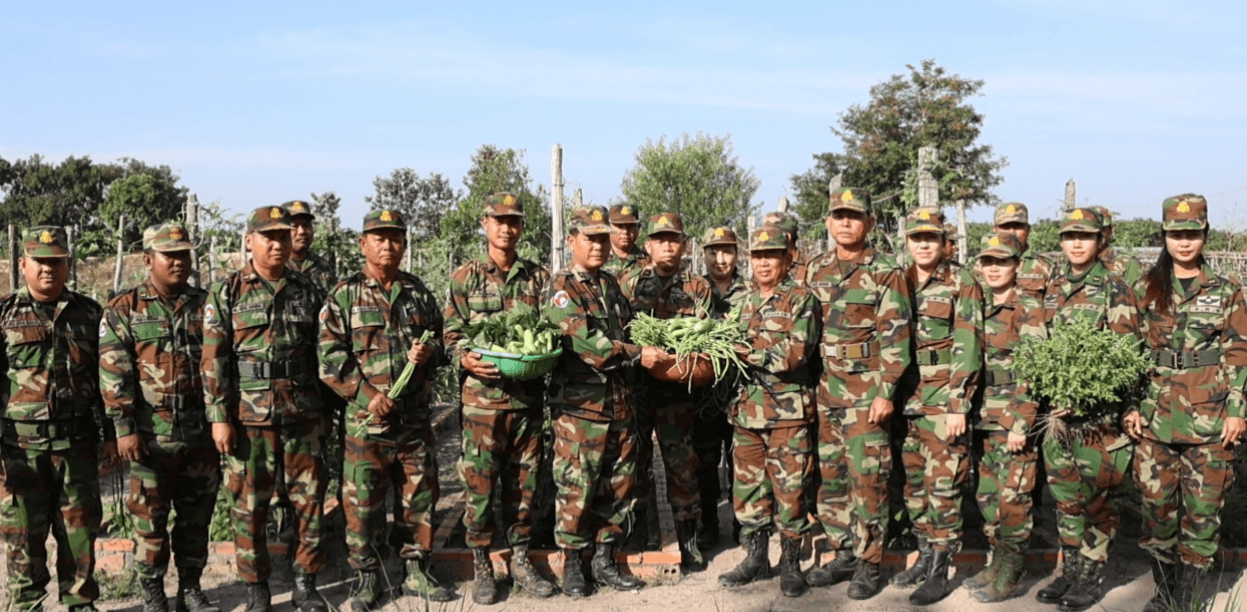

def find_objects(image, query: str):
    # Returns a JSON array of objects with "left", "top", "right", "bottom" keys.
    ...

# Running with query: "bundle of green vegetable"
[
  {"left": 388, "top": 329, "right": 435, "bottom": 400},
  {"left": 629, "top": 312, "right": 747, "bottom": 386},
  {"left": 1012, "top": 316, "right": 1148, "bottom": 443},
  {"left": 464, "top": 304, "right": 561, "bottom": 356}
]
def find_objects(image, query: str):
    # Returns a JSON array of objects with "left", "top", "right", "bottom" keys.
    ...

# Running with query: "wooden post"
[
  {"left": 240, "top": 230, "right": 247, "bottom": 269},
  {"left": 573, "top": 188, "right": 582, "bottom": 208},
  {"left": 1064, "top": 179, "right": 1077, "bottom": 212},
  {"left": 112, "top": 215, "right": 126, "bottom": 293},
  {"left": 956, "top": 199, "right": 968, "bottom": 266},
  {"left": 405, "top": 226, "right": 413, "bottom": 272},
  {"left": 209, "top": 236, "right": 217, "bottom": 285},
  {"left": 777, "top": 195, "right": 789, "bottom": 214},
  {"left": 550, "top": 144, "right": 565, "bottom": 273},
  {"left": 828, "top": 173, "right": 843, "bottom": 251},
  {"left": 913, "top": 146, "right": 939, "bottom": 244},
  {"left": 8, "top": 225, "right": 16, "bottom": 293},
  {"left": 187, "top": 195, "right": 200, "bottom": 287},
  {"left": 66, "top": 227, "right": 76, "bottom": 289}
]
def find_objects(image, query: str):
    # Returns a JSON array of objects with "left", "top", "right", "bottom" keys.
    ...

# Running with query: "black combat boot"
[
  {"left": 778, "top": 535, "right": 808, "bottom": 598},
  {"left": 292, "top": 573, "right": 327, "bottom": 612},
  {"left": 807, "top": 548, "right": 859, "bottom": 587},
  {"left": 591, "top": 543, "right": 646, "bottom": 591},
  {"left": 677, "top": 519, "right": 707, "bottom": 572},
  {"left": 175, "top": 568, "right": 219, "bottom": 612},
  {"left": 470, "top": 548, "right": 498, "bottom": 605},
  {"left": 846, "top": 561, "right": 883, "bottom": 600},
  {"left": 402, "top": 556, "right": 455, "bottom": 602},
  {"left": 140, "top": 576, "right": 169, "bottom": 612},
  {"left": 243, "top": 582, "right": 271, "bottom": 612},
  {"left": 698, "top": 503, "right": 720, "bottom": 551},
  {"left": 910, "top": 549, "right": 953, "bottom": 606},
  {"left": 1036, "top": 547, "right": 1082, "bottom": 604},
  {"left": 1141, "top": 558, "right": 1177, "bottom": 612},
  {"left": 1171, "top": 562, "right": 1202, "bottom": 612},
  {"left": 891, "top": 536, "right": 932, "bottom": 587},
  {"left": 509, "top": 545, "right": 556, "bottom": 598},
  {"left": 718, "top": 529, "right": 771, "bottom": 587},
  {"left": 1058, "top": 559, "right": 1104, "bottom": 612},
  {"left": 560, "top": 549, "right": 589, "bottom": 598},
  {"left": 348, "top": 570, "right": 381, "bottom": 612},
  {"left": 972, "top": 549, "right": 1025, "bottom": 603}
]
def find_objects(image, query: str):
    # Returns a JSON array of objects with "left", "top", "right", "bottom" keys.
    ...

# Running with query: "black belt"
[
  {"left": 987, "top": 370, "right": 1016, "bottom": 386},
  {"left": 237, "top": 357, "right": 314, "bottom": 380},
  {"left": 4, "top": 416, "right": 95, "bottom": 439},
  {"left": 1151, "top": 348, "right": 1220, "bottom": 370}
]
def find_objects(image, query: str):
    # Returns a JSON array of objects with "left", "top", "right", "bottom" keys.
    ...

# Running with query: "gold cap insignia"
[
  {"left": 1006, "top": 205, "right": 1017, "bottom": 214},
  {"left": 759, "top": 231, "right": 770, "bottom": 241},
  {"left": 269, "top": 208, "right": 282, "bottom": 219},
  {"left": 919, "top": 210, "right": 931, "bottom": 220},
  {"left": 380, "top": 210, "right": 393, "bottom": 222},
  {"left": 988, "top": 236, "right": 1000, "bottom": 247},
  {"left": 1177, "top": 201, "right": 1191, "bottom": 213},
  {"left": 39, "top": 230, "right": 53, "bottom": 244},
  {"left": 842, "top": 190, "right": 854, "bottom": 203},
  {"left": 170, "top": 230, "right": 182, "bottom": 241},
  {"left": 621, "top": 206, "right": 631, "bottom": 215},
  {"left": 591, "top": 210, "right": 602, "bottom": 221},
  {"left": 291, "top": 201, "right": 306, "bottom": 211},
  {"left": 714, "top": 228, "right": 725, "bottom": 237},
  {"left": 1071, "top": 210, "right": 1084, "bottom": 220},
  {"left": 503, "top": 195, "right": 516, "bottom": 206},
  {"left": 657, "top": 216, "right": 670, "bottom": 226}
]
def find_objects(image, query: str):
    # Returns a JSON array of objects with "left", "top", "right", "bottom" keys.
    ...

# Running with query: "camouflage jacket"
[
  {"left": 0, "top": 288, "right": 110, "bottom": 449},
  {"left": 544, "top": 263, "right": 640, "bottom": 422},
  {"left": 805, "top": 248, "right": 912, "bottom": 411},
  {"left": 202, "top": 263, "right": 324, "bottom": 426},
  {"left": 287, "top": 251, "right": 337, "bottom": 297},
  {"left": 623, "top": 265, "right": 713, "bottom": 400},
  {"left": 1101, "top": 247, "right": 1145, "bottom": 287},
  {"left": 975, "top": 250, "right": 1053, "bottom": 299},
  {"left": 603, "top": 246, "right": 650, "bottom": 289},
  {"left": 319, "top": 269, "right": 446, "bottom": 437},
  {"left": 731, "top": 278, "right": 819, "bottom": 428},
  {"left": 703, "top": 272, "right": 749, "bottom": 318},
  {"left": 789, "top": 252, "right": 809, "bottom": 287},
  {"left": 977, "top": 289, "right": 1046, "bottom": 435},
  {"left": 898, "top": 260, "right": 984, "bottom": 416},
  {"left": 1134, "top": 265, "right": 1247, "bottom": 444},
  {"left": 100, "top": 281, "right": 208, "bottom": 440},
  {"left": 443, "top": 255, "right": 549, "bottom": 411}
]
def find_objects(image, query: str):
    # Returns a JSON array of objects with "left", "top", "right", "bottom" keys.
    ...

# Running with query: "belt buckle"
[{"left": 845, "top": 344, "right": 865, "bottom": 360}]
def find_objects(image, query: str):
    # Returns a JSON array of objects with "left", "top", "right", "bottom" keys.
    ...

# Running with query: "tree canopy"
[{"left": 364, "top": 168, "right": 459, "bottom": 242}]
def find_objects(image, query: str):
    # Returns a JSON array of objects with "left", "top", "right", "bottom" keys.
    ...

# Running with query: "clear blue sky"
[{"left": 3, "top": 1, "right": 1245, "bottom": 230}]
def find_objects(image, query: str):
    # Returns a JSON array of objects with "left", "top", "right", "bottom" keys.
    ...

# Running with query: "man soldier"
[
  {"left": 701, "top": 226, "right": 749, "bottom": 316},
  {"left": 544, "top": 206, "right": 664, "bottom": 597},
  {"left": 1091, "top": 206, "right": 1145, "bottom": 286},
  {"left": 717, "top": 226, "right": 820, "bottom": 598},
  {"left": 319, "top": 209, "right": 451, "bottom": 607},
  {"left": 804, "top": 188, "right": 912, "bottom": 600},
  {"left": 0, "top": 226, "right": 113, "bottom": 612},
  {"left": 892, "top": 207, "right": 984, "bottom": 606},
  {"left": 763, "top": 212, "right": 807, "bottom": 284},
  {"left": 203, "top": 206, "right": 327, "bottom": 612},
  {"left": 986, "top": 202, "right": 1053, "bottom": 299},
  {"left": 621, "top": 212, "right": 713, "bottom": 572},
  {"left": 284, "top": 200, "right": 338, "bottom": 295},
  {"left": 441, "top": 193, "right": 556, "bottom": 604},
  {"left": 943, "top": 223, "right": 960, "bottom": 264},
  {"left": 99, "top": 223, "right": 220, "bottom": 612},
  {"left": 601, "top": 203, "right": 650, "bottom": 284}
]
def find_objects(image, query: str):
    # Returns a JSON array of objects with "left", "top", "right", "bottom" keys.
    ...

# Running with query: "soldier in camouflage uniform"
[
  {"left": 804, "top": 188, "right": 911, "bottom": 600},
  {"left": 981, "top": 203, "right": 1054, "bottom": 299},
  {"left": 99, "top": 223, "right": 220, "bottom": 612},
  {"left": 441, "top": 193, "right": 556, "bottom": 604},
  {"left": 1124, "top": 195, "right": 1247, "bottom": 612},
  {"left": 1091, "top": 206, "right": 1146, "bottom": 287},
  {"left": 203, "top": 207, "right": 328, "bottom": 612},
  {"left": 964, "top": 232, "right": 1046, "bottom": 603},
  {"left": 318, "top": 209, "right": 452, "bottom": 607},
  {"left": 891, "top": 208, "right": 983, "bottom": 606},
  {"left": 602, "top": 204, "right": 650, "bottom": 284},
  {"left": 545, "top": 206, "right": 665, "bottom": 597},
  {"left": 621, "top": 213, "right": 713, "bottom": 572},
  {"left": 716, "top": 227, "right": 818, "bottom": 598},
  {"left": 1033, "top": 207, "right": 1141, "bottom": 612},
  {"left": 0, "top": 226, "right": 112, "bottom": 612},
  {"left": 284, "top": 200, "right": 338, "bottom": 295},
  {"left": 763, "top": 212, "right": 807, "bottom": 285},
  {"left": 694, "top": 226, "right": 748, "bottom": 549}
]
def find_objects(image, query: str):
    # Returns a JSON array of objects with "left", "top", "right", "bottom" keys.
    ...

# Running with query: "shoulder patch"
[
  {"left": 319, "top": 304, "right": 330, "bottom": 322},
  {"left": 552, "top": 290, "right": 570, "bottom": 309},
  {"left": 203, "top": 303, "right": 216, "bottom": 324},
  {"left": 99, "top": 319, "right": 108, "bottom": 338}
]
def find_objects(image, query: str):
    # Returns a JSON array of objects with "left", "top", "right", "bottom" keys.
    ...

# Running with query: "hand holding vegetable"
[
  {"left": 1006, "top": 432, "right": 1027, "bottom": 453},
  {"left": 367, "top": 392, "right": 397, "bottom": 419},
  {"left": 640, "top": 346, "right": 666, "bottom": 370},
  {"left": 389, "top": 330, "right": 435, "bottom": 401},
  {"left": 462, "top": 351, "right": 502, "bottom": 380},
  {"left": 407, "top": 337, "right": 433, "bottom": 366}
]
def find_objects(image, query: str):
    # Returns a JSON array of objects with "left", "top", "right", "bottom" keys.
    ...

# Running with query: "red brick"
[{"left": 96, "top": 554, "right": 127, "bottom": 574}]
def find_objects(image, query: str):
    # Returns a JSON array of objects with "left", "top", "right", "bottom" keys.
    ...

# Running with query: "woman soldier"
[
  {"left": 964, "top": 232, "right": 1046, "bottom": 602},
  {"left": 1034, "top": 207, "right": 1141, "bottom": 612},
  {"left": 1125, "top": 194, "right": 1247, "bottom": 612}
]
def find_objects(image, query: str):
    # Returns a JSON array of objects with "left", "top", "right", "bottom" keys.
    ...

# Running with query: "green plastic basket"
[{"left": 474, "top": 347, "right": 563, "bottom": 381}]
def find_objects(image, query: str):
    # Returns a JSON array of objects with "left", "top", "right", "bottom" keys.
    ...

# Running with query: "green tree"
[
  {"left": 790, "top": 60, "right": 1007, "bottom": 238},
  {"left": 96, "top": 161, "right": 189, "bottom": 252},
  {"left": 309, "top": 191, "right": 363, "bottom": 277},
  {"left": 620, "top": 133, "right": 760, "bottom": 243},
  {"left": 0, "top": 154, "right": 122, "bottom": 233},
  {"left": 1110, "top": 218, "right": 1162, "bottom": 249},
  {"left": 439, "top": 145, "right": 551, "bottom": 267},
  {"left": 364, "top": 168, "right": 459, "bottom": 241}
]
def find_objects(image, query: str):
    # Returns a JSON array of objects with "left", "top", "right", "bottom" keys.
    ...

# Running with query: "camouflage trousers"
[
  {"left": 1043, "top": 426, "right": 1133, "bottom": 563},
  {"left": 900, "top": 415, "right": 970, "bottom": 551},
  {"left": 552, "top": 413, "right": 639, "bottom": 550},
  {"left": 458, "top": 405, "right": 541, "bottom": 549},
  {"left": 343, "top": 420, "right": 439, "bottom": 570},
  {"left": 974, "top": 429, "right": 1037, "bottom": 554},
  {"left": 732, "top": 424, "right": 812, "bottom": 540},
  {"left": 1135, "top": 437, "right": 1234, "bottom": 568},
  {"left": 128, "top": 435, "right": 221, "bottom": 579},
  {"left": 648, "top": 398, "right": 701, "bottom": 521},
  {"left": 692, "top": 403, "right": 732, "bottom": 518},
  {"left": 814, "top": 406, "right": 892, "bottom": 563},
  {"left": 223, "top": 419, "right": 326, "bottom": 583},
  {"left": 0, "top": 443, "right": 101, "bottom": 609}
]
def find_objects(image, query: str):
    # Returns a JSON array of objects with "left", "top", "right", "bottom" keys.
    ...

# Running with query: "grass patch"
[{"left": 97, "top": 570, "right": 141, "bottom": 601}]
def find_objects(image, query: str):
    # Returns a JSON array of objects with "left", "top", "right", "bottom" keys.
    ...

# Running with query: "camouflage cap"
[
  {"left": 647, "top": 212, "right": 685, "bottom": 237},
  {"left": 977, "top": 231, "right": 1023, "bottom": 260},
  {"left": 1162, "top": 193, "right": 1209, "bottom": 231},
  {"left": 749, "top": 225, "right": 790, "bottom": 252},
  {"left": 762, "top": 211, "right": 799, "bottom": 240},
  {"left": 22, "top": 226, "right": 69, "bottom": 258},
  {"left": 905, "top": 207, "right": 946, "bottom": 236},
  {"left": 943, "top": 222, "right": 960, "bottom": 239},
  {"left": 362, "top": 209, "right": 406, "bottom": 232},
  {"left": 1091, "top": 206, "right": 1113, "bottom": 227},
  {"left": 702, "top": 226, "right": 739, "bottom": 248},
  {"left": 247, "top": 206, "right": 294, "bottom": 233},
  {"left": 1059, "top": 207, "right": 1103, "bottom": 234},
  {"left": 284, "top": 200, "right": 315, "bottom": 219},
  {"left": 829, "top": 187, "right": 870, "bottom": 214},
  {"left": 569, "top": 206, "right": 612, "bottom": 235},
  {"left": 609, "top": 203, "right": 641, "bottom": 225},
  {"left": 483, "top": 192, "right": 525, "bottom": 217},
  {"left": 994, "top": 202, "right": 1030, "bottom": 226},
  {"left": 143, "top": 222, "right": 195, "bottom": 252}
]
